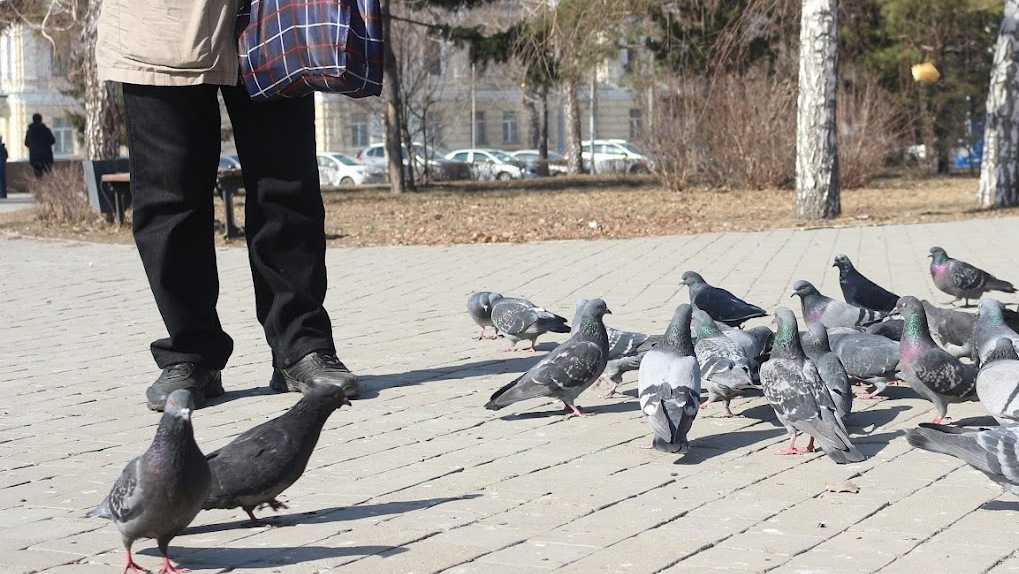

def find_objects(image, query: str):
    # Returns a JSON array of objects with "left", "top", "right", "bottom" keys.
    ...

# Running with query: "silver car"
[
  {"left": 317, "top": 152, "right": 386, "bottom": 187},
  {"left": 445, "top": 149, "right": 525, "bottom": 180}
]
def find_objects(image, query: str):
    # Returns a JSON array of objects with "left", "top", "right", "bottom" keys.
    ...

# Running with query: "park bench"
[{"left": 95, "top": 168, "right": 244, "bottom": 239}]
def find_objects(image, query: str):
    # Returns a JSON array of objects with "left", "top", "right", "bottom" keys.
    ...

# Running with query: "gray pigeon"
[
  {"left": 681, "top": 271, "right": 767, "bottom": 327},
  {"left": 691, "top": 308, "right": 756, "bottom": 417},
  {"left": 833, "top": 254, "right": 900, "bottom": 313},
  {"left": 637, "top": 304, "right": 701, "bottom": 453},
  {"left": 866, "top": 319, "right": 902, "bottom": 341},
  {"left": 895, "top": 296, "right": 978, "bottom": 423},
  {"left": 719, "top": 324, "right": 774, "bottom": 381},
  {"left": 826, "top": 329, "right": 901, "bottom": 398},
  {"left": 801, "top": 323, "right": 853, "bottom": 420},
  {"left": 921, "top": 300, "right": 977, "bottom": 359},
  {"left": 87, "top": 389, "right": 210, "bottom": 574},
  {"left": 571, "top": 298, "right": 658, "bottom": 398},
  {"left": 467, "top": 291, "right": 501, "bottom": 340},
  {"left": 973, "top": 298, "right": 1019, "bottom": 365},
  {"left": 791, "top": 280, "right": 884, "bottom": 330},
  {"left": 486, "top": 298, "right": 611, "bottom": 416},
  {"left": 976, "top": 338, "right": 1019, "bottom": 426},
  {"left": 929, "top": 246, "right": 1016, "bottom": 307},
  {"left": 760, "top": 308, "right": 865, "bottom": 463},
  {"left": 203, "top": 384, "right": 350, "bottom": 525},
  {"left": 906, "top": 423, "right": 1019, "bottom": 496},
  {"left": 489, "top": 294, "right": 570, "bottom": 351}
]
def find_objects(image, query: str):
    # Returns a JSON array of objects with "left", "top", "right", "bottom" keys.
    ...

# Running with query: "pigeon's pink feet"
[
  {"left": 723, "top": 406, "right": 736, "bottom": 418},
  {"left": 777, "top": 447, "right": 801, "bottom": 455},
  {"left": 473, "top": 331, "right": 485, "bottom": 340},
  {"left": 123, "top": 551, "right": 145, "bottom": 574},
  {"left": 699, "top": 401, "right": 712, "bottom": 410},
  {"left": 931, "top": 415, "right": 949, "bottom": 424},
  {"left": 640, "top": 443, "right": 655, "bottom": 450},
  {"left": 158, "top": 555, "right": 188, "bottom": 574},
  {"left": 498, "top": 344, "right": 515, "bottom": 352},
  {"left": 565, "top": 403, "right": 593, "bottom": 417},
  {"left": 244, "top": 508, "right": 277, "bottom": 527}
]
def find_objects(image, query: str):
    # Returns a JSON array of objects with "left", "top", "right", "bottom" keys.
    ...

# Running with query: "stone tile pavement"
[{"left": 3, "top": 216, "right": 1019, "bottom": 574}]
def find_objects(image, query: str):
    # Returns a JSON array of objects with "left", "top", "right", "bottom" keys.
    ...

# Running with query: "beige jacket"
[{"left": 97, "top": 0, "right": 241, "bottom": 86}]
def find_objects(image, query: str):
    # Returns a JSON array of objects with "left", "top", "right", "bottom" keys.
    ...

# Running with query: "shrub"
[{"left": 28, "top": 163, "right": 100, "bottom": 225}]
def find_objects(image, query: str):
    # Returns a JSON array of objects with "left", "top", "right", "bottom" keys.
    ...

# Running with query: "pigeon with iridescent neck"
[
  {"left": 973, "top": 298, "right": 1019, "bottom": 365},
  {"left": 86, "top": 389, "right": 210, "bottom": 574},
  {"left": 791, "top": 280, "right": 884, "bottom": 330},
  {"left": 760, "top": 308, "right": 864, "bottom": 463},
  {"left": 486, "top": 299, "right": 611, "bottom": 416},
  {"left": 681, "top": 271, "right": 767, "bottom": 327},
  {"left": 894, "top": 296, "right": 977, "bottom": 423},
  {"left": 637, "top": 304, "right": 701, "bottom": 453},
  {"left": 571, "top": 298, "right": 660, "bottom": 398},
  {"left": 929, "top": 246, "right": 1016, "bottom": 307},
  {"left": 691, "top": 308, "right": 756, "bottom": 417}
]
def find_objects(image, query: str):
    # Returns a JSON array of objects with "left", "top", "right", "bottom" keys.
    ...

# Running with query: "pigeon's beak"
[
  {"left": 926, "top": 253, "right": 933, "bottom": 259},
  {"left": 177, "top": 407, "right": 192, "bottom": 420},
  {"left": 605, "top": 308, "right": 613, "bottom": 315},
  {"left": 789, "top": 292, "right": 796, "bottom": 298}
]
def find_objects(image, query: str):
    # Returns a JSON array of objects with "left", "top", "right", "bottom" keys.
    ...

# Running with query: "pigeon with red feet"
[
  {"left": 929, "top": 246, "right": 1016, "bottom": 307},
  {"left": 637, "top": 304, "right": 701, "bottom": 453}
]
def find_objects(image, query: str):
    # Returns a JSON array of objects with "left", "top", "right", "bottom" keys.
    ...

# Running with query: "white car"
[
  {"left": 580, "top": 139, "right": 652, "bottom": 174},
  {"left": 445, "top": 149, "right": 526, "bottom": 180},
  {"left": 355, "top": 142, "right": 466, "bottom": 181},
  {"left": 509, "top": 149, "right": 568, "bottom": 176},
  {"left": 316, "top": 152, "right": 386, "bottom": 187}
]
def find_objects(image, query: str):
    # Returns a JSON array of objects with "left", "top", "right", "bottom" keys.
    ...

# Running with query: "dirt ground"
[{"left": 1, "top": 173, "right": 1013, "bottom": 247}]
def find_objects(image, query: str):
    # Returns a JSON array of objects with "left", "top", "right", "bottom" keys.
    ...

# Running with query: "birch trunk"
[
  {"left": 564, "top": 78, "right": 583, "bottom": 175},
  {"left": 82, "top": 0, "right": 122, "bottom": 160},
  {"left": 795, "top": 0, "right": 840, "bottom": 220},
  {"left": 978, "top": 0, "right": 1019, "bottom": 208}
]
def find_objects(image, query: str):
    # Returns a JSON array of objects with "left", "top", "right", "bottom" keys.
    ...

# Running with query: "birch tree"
[
  {"left": 978, "top": 0, "right": 1019, "bottom": 208},
  {"left": 81, "top": 0, "right": 121, "bottom": 160},
  {"left": 795, "top": 0, "right": 839, "bottom": 220}
]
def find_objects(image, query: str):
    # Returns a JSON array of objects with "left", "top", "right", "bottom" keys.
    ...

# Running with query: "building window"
[
  {"left": 502, "top": 111, "right": 519, "bottom": 145},
  {"left": 629, "top": 108, "right": 643, "bottom": 141},
  {"left": 474, "top": 111, "right": 486, "bottom": 145},
  {"left": 351, "top": 114, "right": 369, "bottom": 148},
  {"left": 52, "top": 117, "right": 75, "bottom": 156}
]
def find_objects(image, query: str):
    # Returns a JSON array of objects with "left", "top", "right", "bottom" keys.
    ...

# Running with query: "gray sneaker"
[
  {"left": 273, "top": 352, "right": 360, "bottom": 398},
  {"left": 146, "top": 363, "right": 224, "bottom": 411}
]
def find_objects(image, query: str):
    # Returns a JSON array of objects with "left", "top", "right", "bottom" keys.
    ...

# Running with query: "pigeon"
[
  {"left": 791, "top": 280, "right": 884, "bottom": 330},
  {"left": 929, "top": 246, "right": 1016, "bottom": 307},
  {"left": 489, "top": 294, "right": 570, "bottom": 351},
  {"left": 467, "top": 291, "right": 501, "bottom": 340},
  {"left": 976, "top": 337, "right": 1019, "bottom": 425},
  {"left": 680, "top": 271, "right": 767, "bottom": 327},
  {"left": 801, "top": 323, "right": 853, "bottom": 419},
  {"left": 906, "top": 423, "right": 1019, "bottom": 496},
  {"left": 87, "top": 389, "right": 211, "bottom": 574},
  {"left": 203, "top": 384, "right": 350, "bottom": 525},
  {"left": 823, "top": 328, "right": 901, "bottom": 398},
  {"left": 973, "top": 298, "right": 1019, "bottom": 365},
  {"left": 637, "top": 304, "right": 701, "bottom": 453},
  {"left": 719, "top": 324, "right": 774, "bottom": 380},
  {"left": 866, "top": 319, "right": 903, "bottom": 341},
  {"left": 895, "top": 296, "right": 978, "bottom": 423},
  {"left": 760, "top": 308, "right": 865, "bottom": 463},
  {"left": 825, "top": 329, "right": 901, "bottom": 398},
  {"left": 691, "top": 308, "right": 756, "bottom": 417},
  {"left": 833, "top": 254, "right": 900, "bottom": 313},
  {"left": 570, "top": 298, "right": 659, "bottom": 398},
  {"left": 921, "top": 300, "right": 977, "bottom": 359},
  {"left": 486, "top": 298, "right": 611, "bottom": 416}
]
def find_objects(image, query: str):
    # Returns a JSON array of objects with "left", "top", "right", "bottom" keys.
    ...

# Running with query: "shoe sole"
[{"left": 280, "top": 372, "right": 360, "bottom": 398}]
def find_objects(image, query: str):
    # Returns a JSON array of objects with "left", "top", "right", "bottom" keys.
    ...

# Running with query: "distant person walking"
[
  {"left": 0, "top": 135, "right": 8, "bottom": 198},
  {"left": 24, "top": 113, "right": 56, "bottom": 177}
]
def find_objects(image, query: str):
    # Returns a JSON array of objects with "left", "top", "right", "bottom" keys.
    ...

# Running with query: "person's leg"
[
  {"left": 222, "top": 85, "right": 357, "bottom": 397},
  {"left": 122, "top": 82, "right": 232, "bottom": 409}
]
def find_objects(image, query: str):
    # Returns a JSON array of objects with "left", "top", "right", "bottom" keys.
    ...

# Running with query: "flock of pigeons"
[
  {"left": 83, "top": 246, "right": 1019, "bottom": 574},
  {"left": 469, "top": 247, "right": 1019, "bottom": 492}
]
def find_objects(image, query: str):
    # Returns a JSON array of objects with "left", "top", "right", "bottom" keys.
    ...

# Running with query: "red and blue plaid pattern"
[{"left": 236, "top": 0, "right": 383, "bottom": 101}]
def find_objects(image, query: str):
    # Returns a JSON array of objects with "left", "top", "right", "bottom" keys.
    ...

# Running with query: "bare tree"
[
  {"left": 978, "top": 0, "right": 1019, "bottom": 208},
  {"left": 81, "top": 0, "right": 121, "bottom": 160},
  {"left": 381, "top": 0, "right": 407, "bottom": 192},
  {"left": 795, "top": 0, "right": 839, "bottom": 220}
]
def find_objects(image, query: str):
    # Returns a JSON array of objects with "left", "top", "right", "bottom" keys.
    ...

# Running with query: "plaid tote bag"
[{"left": 236, "top": 0, "right": 384, "bottom": 100}]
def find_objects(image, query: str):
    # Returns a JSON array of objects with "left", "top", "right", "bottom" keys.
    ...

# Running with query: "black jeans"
[{"left": 123, "top": 83, "right": 335, "bottom": 371}]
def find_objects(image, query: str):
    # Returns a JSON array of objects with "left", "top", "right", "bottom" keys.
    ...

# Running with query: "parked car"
[
  {"left": 356, "top": 142, "right": 467, "bottom": 181},
  {"left": 445, "top": 149, "right": 527, "bottom": 180},
  {"left": 219, "top": 153, "right": 241, "bottom": 170},
  {"left": 316, "top": 152, "right": 386, "bottom": 187},
  {"left": 509, "top": 149, "right": 568, "bottom": 176},
  {"left": 580, "top": 139, "right": 652, "bottom": 174}
]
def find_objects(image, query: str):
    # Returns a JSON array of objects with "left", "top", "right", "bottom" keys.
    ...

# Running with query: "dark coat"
[{"left": 25, "top": 123, "right": 56, "bottom": 164}]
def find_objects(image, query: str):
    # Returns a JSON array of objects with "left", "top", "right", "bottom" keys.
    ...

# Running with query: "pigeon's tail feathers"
[
  {"left": 906, "top": 426, "right": 989, "bottom": 471},
  {"left": 796, "top": 414, "right": 865, "bottom": 464},
  {"left": 820, "top": 441, "right": 867, "bottom": 464},
  {"left": 85, "top": 498, "right": 112, "bottom": 520},
  {"left": 485, "top": 374, "right": 551, "bottom": 410},
  {"left": 988, "top": 278, "right": 1017, "bottom": 294},
  {"left": 538, "top": 314, "right": 571, "bottom": 334}
]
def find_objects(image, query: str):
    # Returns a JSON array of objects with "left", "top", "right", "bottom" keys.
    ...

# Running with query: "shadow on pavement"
[
  {"left": 143, "top": 544, "right": 406, "bottom": 569},
  {"left": 355, "top": 353, "right": 552, "bottom": 400},
  {"left": 499, "top": 399, "right": 639, "bottom": 420},
  {"left": 679, "top": 427, "right": 787, "bottom": 464}
]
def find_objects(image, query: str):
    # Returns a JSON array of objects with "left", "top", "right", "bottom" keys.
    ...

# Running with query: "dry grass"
[{"left": 0, "top": 173, "right": 1011, "bottom": 247}]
